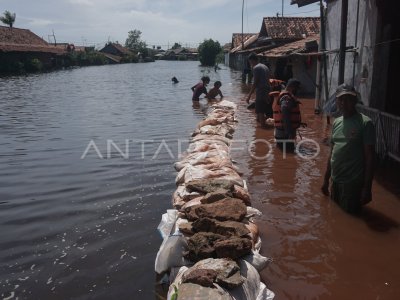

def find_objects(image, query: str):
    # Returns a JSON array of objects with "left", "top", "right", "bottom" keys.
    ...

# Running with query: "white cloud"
[
  {"left": 26, "top": 18, "right": 55, "bottom": 27},
  {"left": 69, "top": 0, "right": 94, "bottom": 6}
]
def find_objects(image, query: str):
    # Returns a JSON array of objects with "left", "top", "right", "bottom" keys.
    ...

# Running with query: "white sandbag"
[
  {"left": 167, "top": 266, "right": 189, "bottom": 300},
  {"left": 256, "top": 282, "right": 275, "bottom": 300},
  {"left": 187, "top": 140, "right": 230, "bottom": 154},
  {"left": 242, "top": 250, "right": 271, "bottom": 272},
  {"left": 212, "top": 100, "right": 237, "bottom": 110},
  {"left": 173, "top": 185, "right": 201, "bottom": 209},
  {"left": 246, "top": 207, "right": 262, "bottom": 219},
  {"left": 177, "top": 149, "right": 229, "bottom": 169},
  {"left": 157, "top": 209, "right": 178, "bottom": 239},
  {"left": 175, "top": 165, "right": 244, "bottom": 187},
  {"left": 225, "top": 260, "right": 261, "bottom": 300},
  {"left": 155, "top": 234, "right": 190, "bottom": 274},
  {"left": 191, "top": 134, "right": 232, "bottom": 146}
]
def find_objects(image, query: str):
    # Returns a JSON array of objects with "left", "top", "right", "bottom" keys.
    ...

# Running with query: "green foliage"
[
  {"left": 24, "top": 58, "right": 42, "bottom": 72},
  {"left": 0, "top": 58, "right": 24, "bottom": 74},
  {"left": 120, "top": 53, "right": 138, "bottom": 63},
  {"left": 76, "top": 50, "right": 109, "bottom": 66},
  {"left": 171, "top": 43, "right": 181, "bottom": 50},
  {"left": 0, "top": 10, "right": 16, "bottom": 28},
  {"left": 216, "top": 50, "right": 225, "bottom": 64},
  {"left": 125, "top": 29, "right": 147, "bottom": 56},
  {"left": 198, "top": 39, "right": 222, "bottom": 66}
]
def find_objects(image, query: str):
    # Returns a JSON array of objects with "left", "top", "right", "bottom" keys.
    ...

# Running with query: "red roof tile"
[
  {"left": 260, "top": 33, "right": 319, "bottom": 57},
  {"left": 262, "top": 17, "right": 320, "bottom": 40},
  {"left": 0, "top": 26, "right": 65, "bottom": 54},
  {"left": 231, "top": 33, "right": 257, "bottom": 49}
]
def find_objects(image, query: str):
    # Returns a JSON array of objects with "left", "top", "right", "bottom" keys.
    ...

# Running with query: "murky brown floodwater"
[
  {"left": 1, "top": 61, "right": 398, "bottom": 300},
  {"left": 230, "top": 86, "right": 400, "bottom": 300}
]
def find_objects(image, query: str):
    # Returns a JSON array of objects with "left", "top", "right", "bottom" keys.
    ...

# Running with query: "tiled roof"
[
  {"left": 111, "top": 43, "right": 133, "bottom": 55},
  {"left": 231, "top": 33, "right": 259, "bottom": 53},
  {"left": 0, "top": 26, "right": 66, "bottom": 54},
  {"left": 260, "top": 33, "right": 319, "bottom": 58},
  {"left": 231, "top": 33, "right": 257, "bottom": 49},
  {"left": 262, "top": 17, "right": 320, "bottom": 40}
]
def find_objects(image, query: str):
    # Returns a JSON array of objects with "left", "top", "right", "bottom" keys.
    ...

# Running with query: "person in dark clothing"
[
  {"left": 273, "top": 78, "right": 302, "bottom": 151},
  {"left": 191, "top": 76, "right": 210, "bottom": 101},
  {"left": 245, "top": 53, "right": 271, "bottom": 128}
]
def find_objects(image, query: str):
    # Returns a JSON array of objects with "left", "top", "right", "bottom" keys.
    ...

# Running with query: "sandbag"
[{"left": 155, "top": 234, "right": 190, "bottom": 274}]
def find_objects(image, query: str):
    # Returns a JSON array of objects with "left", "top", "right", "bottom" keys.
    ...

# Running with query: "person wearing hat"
[
  {"left": 245, "top": 52, "right": 271, "bottom": 128},
  {"left": 321, "top": 84, "right": 375, "bottom": 213},
  {"left": 273, "top": 78, "right": 302, "bottom": 151}
]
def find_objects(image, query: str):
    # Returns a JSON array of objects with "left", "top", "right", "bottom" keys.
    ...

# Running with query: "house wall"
[
  {"left": 224, "top": 52, "right": 229, "bottom": 66},
  {"left": 324, "top": 0, "right": 378, "bottom": 106},
  {"left": 267, "top": 56, "right": 317, "bottom": 96},
  {"left": 292, "top": 56, "right": 317, "bottom": 96},
  {"left": 229, "top": 53, "right": 248, "bottom": 71}
]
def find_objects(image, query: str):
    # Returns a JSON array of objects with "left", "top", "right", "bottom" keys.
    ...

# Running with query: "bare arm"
[
  {"left": 219, "top": 90, "right": 224, "bottom": 98},
  {"left": 321, "top": 146, "right": 332, "bottom": 196},
  {"left": 246, "top": 84, "right": 256, "bottom": 103}
]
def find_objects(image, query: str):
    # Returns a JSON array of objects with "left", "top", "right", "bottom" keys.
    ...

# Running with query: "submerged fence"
[{"left": 357, "top": 105, "right": 400, "bottom": 162}]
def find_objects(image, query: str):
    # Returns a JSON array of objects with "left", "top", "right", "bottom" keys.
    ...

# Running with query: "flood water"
[{"left": 0, "top": 61, "right": 399, "bottom": 300}]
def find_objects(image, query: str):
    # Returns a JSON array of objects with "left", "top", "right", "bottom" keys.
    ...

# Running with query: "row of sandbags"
[{"left": 155, "top": 100, "right": 275, "bottom": 300}]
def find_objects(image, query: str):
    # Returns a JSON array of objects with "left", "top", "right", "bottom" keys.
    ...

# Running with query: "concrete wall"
[
  {"left": 267, "top": 56, "right": 317, "bottom": 96},
  {"left": 324, "top": 0, "right": 378, "bottom": 106}
]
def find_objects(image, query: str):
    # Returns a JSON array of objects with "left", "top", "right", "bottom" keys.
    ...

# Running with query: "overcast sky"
[{"left": 1, "top": 0, "right": 319, "bottom": 49}]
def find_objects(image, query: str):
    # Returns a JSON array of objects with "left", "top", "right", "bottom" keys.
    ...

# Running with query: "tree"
[
  {"left": 125, "top": 29, "right": 147, "bottom": 56},
  {"left": 171, "top": 43, "right": 181, "bottom": 50},
  {"left": 198, "top": 39, "right": 222, "bottom": 66},
  {"left": 0, "top": 10, "right": 16, "bottom": 28}
]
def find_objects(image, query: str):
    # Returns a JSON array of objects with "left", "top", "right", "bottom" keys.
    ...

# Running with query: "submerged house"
[
  {"left": 0, "top": 25, "right": 65, "bottom": 72},
  {"left": 162, "top": 47, "right": 198, "bottom": 61},
  {"left": 291, "top": 0, "right": 400, "bottom": 160},
  {"left": 99, "top": 42, "right": 134, "bottom": 63}
]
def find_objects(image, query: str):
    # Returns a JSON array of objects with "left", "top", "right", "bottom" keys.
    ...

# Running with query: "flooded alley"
[{"left": 231, "top": 83, "right": 400, "bottom": 300}]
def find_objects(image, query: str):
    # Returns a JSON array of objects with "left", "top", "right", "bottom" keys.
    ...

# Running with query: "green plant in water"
[
  {"left": 170, "top": 285, "right": 178, "bottom": 300},
  {"left": 24, "top": 58, "right": 42, "bottom": 72}
]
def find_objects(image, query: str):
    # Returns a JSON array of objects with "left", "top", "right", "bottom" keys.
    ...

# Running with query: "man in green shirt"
[{"left": 321, "top": 84, "right": 375, "bottom": 213}]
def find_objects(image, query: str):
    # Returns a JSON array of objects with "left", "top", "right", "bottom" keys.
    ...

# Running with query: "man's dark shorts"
[
  {"left": 255, "top": 88, "right": 269, "bottom": 114},
  {"left": 331, "top": 178, "right": 363, "bottom": 214}
]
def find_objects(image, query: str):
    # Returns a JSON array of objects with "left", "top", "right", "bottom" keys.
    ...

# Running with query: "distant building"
[
  {"left": 162, "top": 47, "right": 198, "bottom": 61},
  {"left": 99, "top": 43, "right": 134, "bottom": 63},
  {"left": 228, "top": 17, "right": 320, "bottom": 95},
  {"left": 0, "top": 25, "right": 66, "bottom": 71}
]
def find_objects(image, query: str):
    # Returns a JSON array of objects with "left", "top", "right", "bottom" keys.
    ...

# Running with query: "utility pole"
[
  {"left": 241, "top": 0, "right": 244, "bottom": 49},
  {"left": 282, "top": 0, "right": 284, "bottom": 17},
  {"left": 338, "top": 0, "right": 349, "bottom": 84}
]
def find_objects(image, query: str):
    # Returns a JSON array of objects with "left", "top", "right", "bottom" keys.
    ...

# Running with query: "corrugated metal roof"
[
  {"left": 262, "top": 17, "right": 320, "bottom": 40},
  {"left": 231, "top": 33, "right": 257, "bottom": 49},
  {"left": 230, "top": 33, "right": 259, "bottom": 53},
  {"left": 259, "top": 33, "right": 319, "bottom": 58},
  {"left": 290, "top": 0, "right": 320, "bottom": 7}
]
